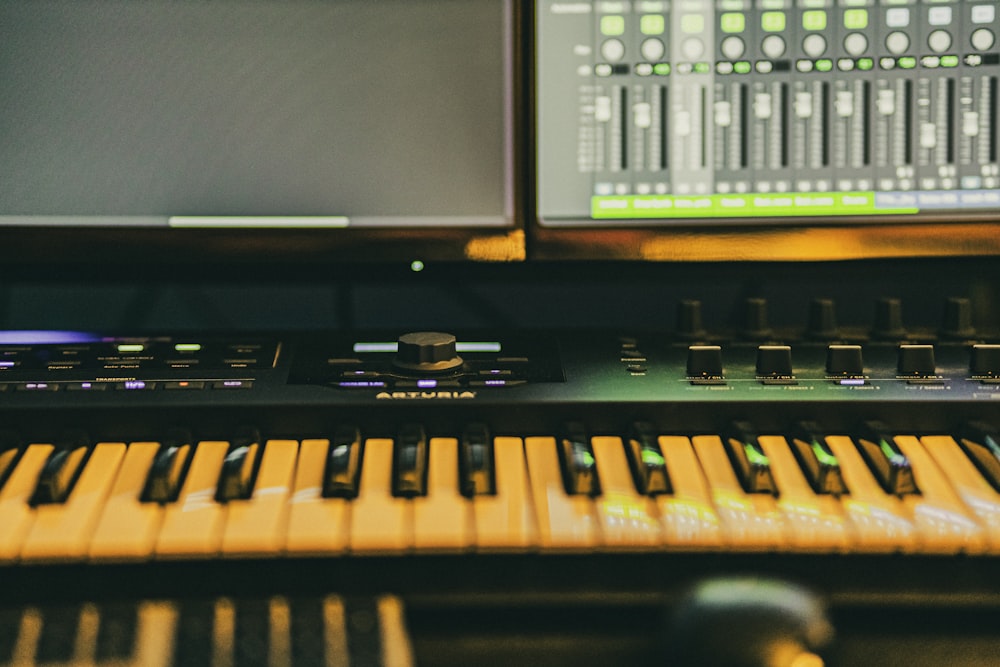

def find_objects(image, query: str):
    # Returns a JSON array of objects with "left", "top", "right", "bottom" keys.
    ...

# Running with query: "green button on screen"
[
  {"left": 844, "top": 9, "right": 868, "bottom": 29},
  {"left": 720, "top": 13, "right": 746, "bottom": 33},
  {"left": 601, "top": 15, "right": 626, "bottom": 36},
  {"left": 802, "top": 10, "right": 827, "bottom": 31},
  {"left": 640, "top": 15, "right": 666, "bottom": 35},
  {"left": 762, "top": 12, "right": 786, "bottom": 32}
]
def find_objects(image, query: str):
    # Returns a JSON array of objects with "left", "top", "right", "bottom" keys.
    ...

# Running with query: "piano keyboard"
[
  {"left": 0, "top": 594, "right": 413, "bottom": 667},
  {"left": 2, "top": 421, "right": 999, "bottom": 562}
]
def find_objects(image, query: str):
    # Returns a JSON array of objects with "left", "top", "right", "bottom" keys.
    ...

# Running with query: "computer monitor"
[
  {"left": 0, "top": 0, "right": 522, "bottom": 268},
  {"left": 531, "top": 0, "right": 1000, "bottom": 260}
]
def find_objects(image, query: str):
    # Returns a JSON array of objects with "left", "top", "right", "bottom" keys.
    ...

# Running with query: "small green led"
[
  {"left": 761, "top": 11, "right": 786, "bottom": 32},
  {"left": 811, "top": 441, "right": 840, "bottom": 468},
  {"left": 898, "top": 56, "right": 917, "bottom": 69},
  {"left": 681, "top": 14, "right": 704, "bottom": 34},
  {"left": 175, "top": 343, "right": 202, "bottom": 352},
  {"left": 694, "top": 62, "right": 711, "bottom": 73},
  {"left": 844, "top": 9, "right": 868, "bottom": 29},
  {"left": 653, "top": 63, "right": 671, "bottom": 75},
  {"left": 641, "top": 449, "right": 666, "bottom": 466},
  {"left": 744, "top": 443, "right": 771, "bottom": 467},
  {"left": 720, "top": 12, "right": 745, "bottom": 33},
  {"left": 117, "top": 344, "right": 145, "bottom": 353},
  {"left": 941, "top": 55, "right": 959, "bottom": 68},
  {"left": 734, "top": 60, "right": 752, "bottom": 74},
  {"left": 815, "top": 59, "right": 833, "bottom": 72},
  {"left": 802, "top": 10, "right": 827, "bottom": 31},
  {"left": 857, "top": 58, "right": 874, "bottom": 70},
  {"left": 640, "top": 14, "right": 665, "bottom": 35},
  {"left": 601, "top": 15, "right": 626, "bottom": 36}
]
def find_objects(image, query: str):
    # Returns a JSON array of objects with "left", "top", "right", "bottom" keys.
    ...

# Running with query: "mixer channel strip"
[
  {"left": 0, "top": 422, "right": 997, "bottom": 560},
  {"left": 0, "top": 595, "right": 413, "bottom": 667}
]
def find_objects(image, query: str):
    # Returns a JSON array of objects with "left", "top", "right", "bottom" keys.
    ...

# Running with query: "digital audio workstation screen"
[
  {"left": 0, "top": 0, "right": 512, "bottom": 230},
  {"left": 536, "top": 0, "right": 999, "bottom": 225}
]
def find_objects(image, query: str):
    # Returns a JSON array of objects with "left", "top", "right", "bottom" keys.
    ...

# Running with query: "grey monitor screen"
[{"left": 0, "top": 0, "right": 514, "bottom": 234}]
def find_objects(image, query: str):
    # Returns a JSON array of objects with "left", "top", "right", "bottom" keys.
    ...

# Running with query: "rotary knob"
[{"left": 394, "top": 332, "right": 464, "bottom": 373}]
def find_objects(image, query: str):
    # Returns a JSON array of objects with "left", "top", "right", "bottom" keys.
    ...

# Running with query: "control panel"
[{"left": 536, "top": 0, "right": 1000, "bottom": 224}]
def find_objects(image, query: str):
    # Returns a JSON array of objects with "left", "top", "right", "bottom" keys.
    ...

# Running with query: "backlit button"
[
  {"left": 213, "top": 380, "right": 253, "bottom": 390},
  {"left": 164, "top": 381, "right": 205, "bottom": 391},
  {"left": 885, "top": 7, "right": 910, "bottom": 28},
  {"left": 802, "top": 34, "right": 827, "bottom": 57},
  {"left": 928, "top": 6, "right": 952, "bottom": 25},
  {"left": 927, "top": 30, "right": 952, "bottom": 53}
]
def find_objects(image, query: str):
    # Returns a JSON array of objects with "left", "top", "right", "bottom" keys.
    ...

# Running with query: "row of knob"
[
  {"left": 684, "top": 342, "right": 1000, "bottom": 379},
  {"left": 675, "top": 297, "right": 984, "bottom": 342}
]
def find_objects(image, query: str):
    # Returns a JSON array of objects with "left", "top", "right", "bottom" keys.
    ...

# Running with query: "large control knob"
[{"left": 393, "top": 332, "right": 464, "bottom": 373}]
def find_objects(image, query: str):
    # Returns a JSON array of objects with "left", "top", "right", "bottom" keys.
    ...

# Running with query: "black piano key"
[
  {"left": 0, "top": 608, "right": 20, "bottom": 663},
  {"left": 142, "top": 429, "right": 195, "bottom": 504},
  {"left": 35, "top": 604, "right": 81, "bottom": 663},
  {"left": 459, "top": 422, "right": 495, "bottom": 497},
  {"left": 174, "top": 600, "right": 214, "bottom": 667},
  {"left": 0, "top": 431, "right": 22, "bottom": 489},
  {"left": 323, "top": 426, "right": 363, "bottom": 499},
  {"left": 216, "top": 428, "right": 263, "bottom": 503},
  {"left": 344, "top": 597, "right": 383, "bottom": 667},
  {"left": 854, "top": 420, "right": 919, "bottom": 496},
  {"left": 558, "top": 423, "right": 600, "bottom": 496},
  {"left": 234, "top": 598, "right": 270, "bottom": 667},
  {"left": 392, "top": 423, "right": 428, "bottom": 498},
  {"left": 30, "top": 431, "right": 91, "bottom": 505},
  {"left": 724, "top": 421, "right": 777, "bottom": 495},
  {"left": 95, "top": 602, "right": 138, "bottom": 661},
  {"left": 290, "top": 597, "right": 327, "bottom": 667},
  {"left": 625, "top": 422, "right": 672, "bottom": 495},
  {"left": 957, "top": 422, "right": 1000, "bottom": 493},
  {"left": 790, "top": 422, "right": 849, "bottom": 496}
]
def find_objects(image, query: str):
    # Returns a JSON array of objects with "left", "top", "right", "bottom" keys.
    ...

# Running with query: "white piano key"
[
  {"left": 472, "top": 437, "right": 536, "bottom": 551},
  {"left": 0, "top": 445, "right": 53, "bottom": 563},
  {"left": 89, "top": 441, "right": 162, "bottom": 561},
  {"left": 590, "top": 437, "right": 661, "bottom": 549},
  {"left": 286, "top": 439, "right": 350, "bottom": 555},
  {"left": 655, "top": 436, "right": 724, "bottom": 549},
  {"left": 691, "top": 435, "right": 786, "bottom": 550},
  {"left": 21, "top": 443, "right": 126, "bottom": 562},
  {"left": 524, "top": 437, "right": 599, "bottom": 551},
  {"left": 155, "top": 441, "right": 230, "bottom": 557},
  {"left": 411, "top": 438, "right": 472, "bottom": 552},
  {"left": 348, "top": 439, "right": 410, "bottom": 554},
  {"left": 221, "top": 439, "right": 297, "bottom": 556}
]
